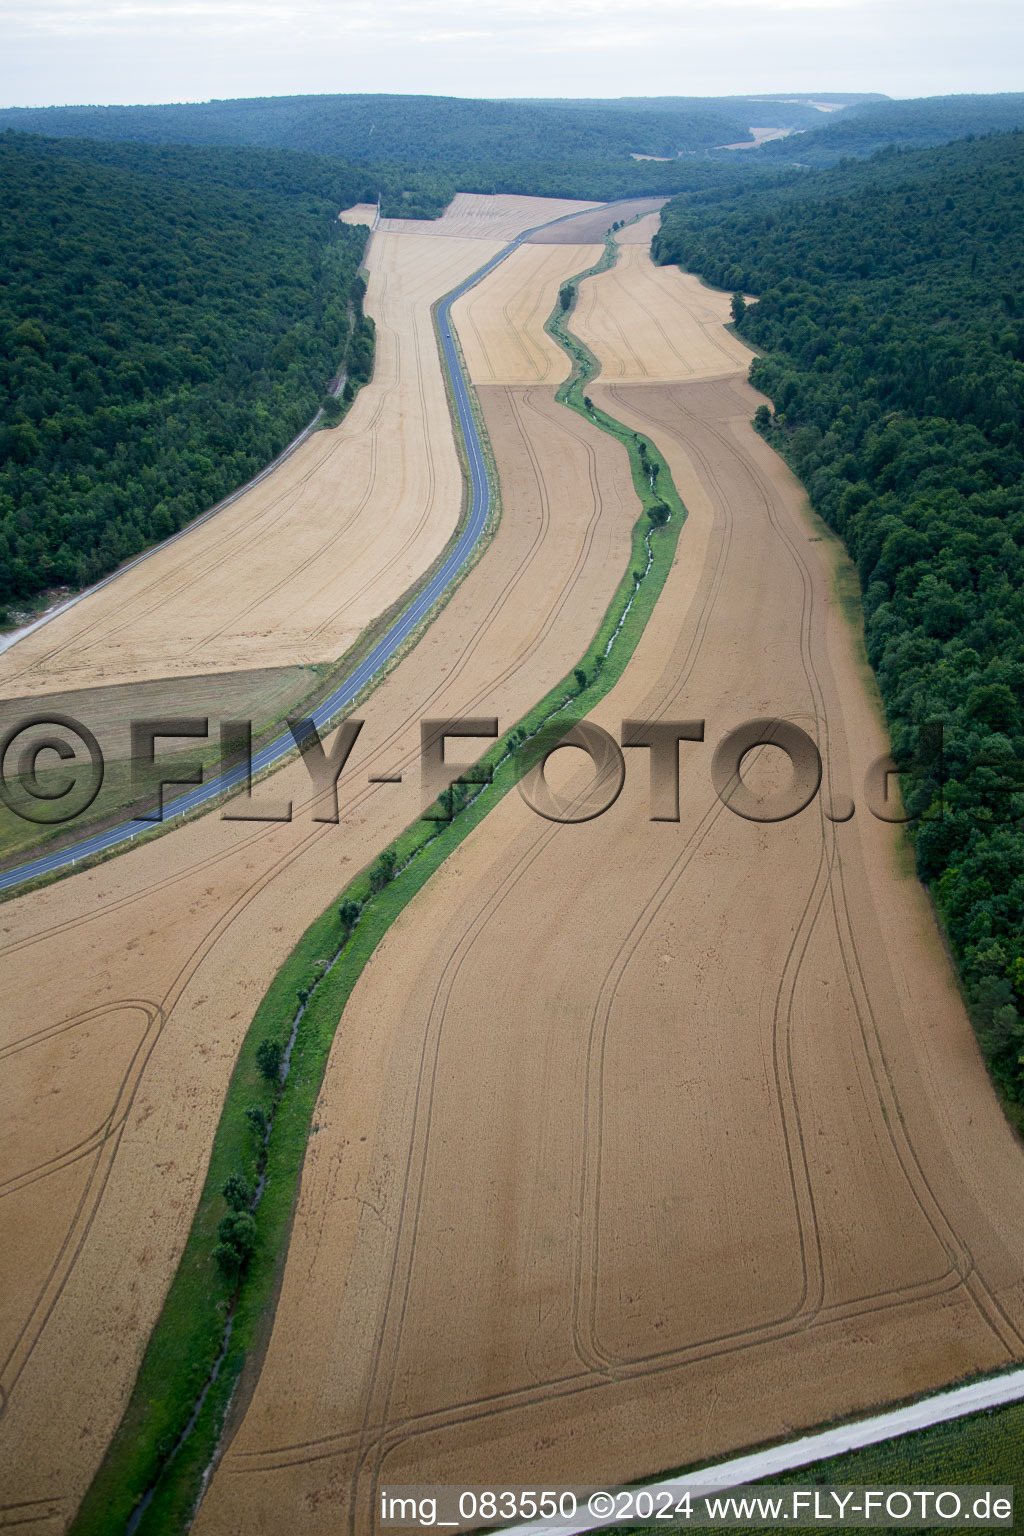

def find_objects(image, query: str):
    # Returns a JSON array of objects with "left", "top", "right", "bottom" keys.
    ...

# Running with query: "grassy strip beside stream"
[{"left": 72, "top": 222, "right": 687, "bottom": 1536}]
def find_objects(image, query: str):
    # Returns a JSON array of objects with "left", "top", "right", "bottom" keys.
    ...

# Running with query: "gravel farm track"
[
  {"left": 3, "top": 201, "right": 1024, "bottom": 1536},
  {"left": 192, "top": 222, "right": 1024, "bottom": 1536}
]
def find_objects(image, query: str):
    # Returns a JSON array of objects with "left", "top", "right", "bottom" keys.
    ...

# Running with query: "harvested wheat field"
[
  {"left": 0, "top": 335, "right": 642, "bottom": 1528},
  {"left": 615, "top": 209, "right": 663, "bottom": 243},
  {"left": 572, "top": 227, "right": 751, "bottom": 382},
  {"left": 379, "top": 191, "right": 599, "bottom": 241},
  {"left": 338, "top": 204, "right": 379, "bottom": 226},
  {"left": 452, "top": 242, "right": 602, "bottom": 386},
  {"left": 0, "top": 227, "right": 502, "bottom": 702},
  {"left": 192, "top": 238, "right": 1024, "bottom": 1536}
]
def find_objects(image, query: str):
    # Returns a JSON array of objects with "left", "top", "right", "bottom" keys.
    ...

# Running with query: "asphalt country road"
[{"left": 0, "top": 201, "right": 613, "bottom": 896}]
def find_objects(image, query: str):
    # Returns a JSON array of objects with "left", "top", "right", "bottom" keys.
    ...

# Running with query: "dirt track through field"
[
  {"left": 191, "top": 230, "right": 1024, "bottom": 1536},
  {"left": 0, "top": 197, "right": 644, "bottom": 1527}
]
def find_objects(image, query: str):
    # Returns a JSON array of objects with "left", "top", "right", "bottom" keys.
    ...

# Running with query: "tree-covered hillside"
[
  {"left": 758, "top": 93, "right": 1024, "bottom": 164},
  {"left": 0, "top": 93, "right": 750, "bottom": 164},
  {"left": 375, "top": 153, "right": 767, "bottom": 220},
  {"left": 0, "top": 92, "right": 809, "bottom": 221},
  {"left": 526, "top": 94, "right": 884, "bottom": 133},
  {"left": 0, "top": 134, "right": 373, "bottom": 610},
  {"left": 656, "top": 130, "right": 1024, "bottom": 1115}
]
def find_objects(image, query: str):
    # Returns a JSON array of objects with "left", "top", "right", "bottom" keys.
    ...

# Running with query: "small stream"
[
  {"left": 125, "top": 491, "right": 668, "bottom": 1531},
  {"left": 125, "top": 257, "right": 672, "bottom": 1533},
  {"left": 126, "top": 946, "right": 344, "bottom": 1533}
]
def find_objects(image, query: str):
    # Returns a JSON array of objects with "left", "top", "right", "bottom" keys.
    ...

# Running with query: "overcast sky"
[{"left": 1, "top": 0, "right": 1021, "bottom": 108}]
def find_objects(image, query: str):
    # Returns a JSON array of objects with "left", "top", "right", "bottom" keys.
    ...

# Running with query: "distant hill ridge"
[
  {"left": 756, "top": 92, "right": 1024, "bottom": 162},
  {"left": 3, "top": 91, "right": 1021, "bottom": 173},
  {"left": 0, "top": 92, "right": 753, "bottom": 163}
]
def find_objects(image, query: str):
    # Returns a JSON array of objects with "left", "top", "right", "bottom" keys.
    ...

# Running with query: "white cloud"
[{"left": 0, "top": 0, "right": 1020, "bottom": 104}]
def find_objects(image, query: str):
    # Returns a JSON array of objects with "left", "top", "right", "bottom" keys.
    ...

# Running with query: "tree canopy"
[
  {"left": 0, "top": 93, "right": 752, "bottom": 164},
  {"left": 758, "top": 93, "right": 1024, "bottom": 165},
  {"left": 0, "top": 133, "right": 372, "bottom": 608}
]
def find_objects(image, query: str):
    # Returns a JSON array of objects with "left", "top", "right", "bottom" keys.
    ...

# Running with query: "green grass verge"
[
  {"left": 71, "top": 227, "right": 689, "bottom": 1536},
  {"left": 548, "top": 231, "right": 682, "bottom": 511}
]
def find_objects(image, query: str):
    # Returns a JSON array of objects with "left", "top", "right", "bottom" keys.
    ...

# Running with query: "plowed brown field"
[
  {"left": 0, "top": 228, "right": 500, "bottom": 700},
  {"left": 380, "top": 192, "right": 599, "bottom": 242},
  {"left": 452, "top": 243, "right": 602, "bottom": 386},
  {"left": 0, "top": 341, "right": 641, "bottom": 1527},
  {"left": 192, "top": 231, "right": 1024, "bottom": 1536},
  {"left": 525, "top": 196, "right": 669, "bottom": 244}
]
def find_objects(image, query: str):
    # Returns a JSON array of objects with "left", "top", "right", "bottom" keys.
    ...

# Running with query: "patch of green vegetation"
[
  {"left": 72, "top": 226, "right": 688, "bottom": 1536},
  {"left": 0, "top": 667, "right": 320, "bottom": 866},
  {"left": 0, "top": 748, "right": 201, "bottom": 865},
  {"left": 747, "top": 1395, "right": 1024, "bottom": 1534}
]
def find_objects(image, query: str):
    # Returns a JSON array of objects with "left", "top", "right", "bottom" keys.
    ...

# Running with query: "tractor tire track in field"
[
  {"left": 189, "top": 229, "right": 1024, "bottom": 1536},
  {"left": 0, "top": 384, "right": 623, "bottom": 1420},
  {"left": 287, "top": 374, "right": 1024, "bottom": 1533},
  {"left": 0, "top": 206, "right": 653, "bottom": 1525}
]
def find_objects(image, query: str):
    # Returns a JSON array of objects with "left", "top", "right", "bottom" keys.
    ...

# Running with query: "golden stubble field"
[
  {"left": 338, "top": 204, "right": 379, "bottom": 227},
  {"left": 0, "top": 198, "right": 643, "bottom": 1531},
  {"left": 193, "top": 222, "right": 1024, "bottom": 1536},
  {"left": 571, "top": 213, "right": 752, "bottom": 382},
  {"left": 451, "top": 243, "right": 602, "bottom": 387}
]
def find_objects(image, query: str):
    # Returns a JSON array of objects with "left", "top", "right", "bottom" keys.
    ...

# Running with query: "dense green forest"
[
  {"left": 0, "top": 93, "right": 751, "bottom": 163},
  {"left": 6, "top": 92, "right": 1024, "bottom": 221},
  {"left": 526, "top": 94, "right": 882, "bottom": 132},
  {"left": 0, "top": 133, "right": 373, "bottom": 611},
  {"left": 759, "top": 92, "right": 1024, "bottom": 164},
  {"left": 6, "top": 91, "right": 1022, "bottom": 177},
  {"left": 0, "top": 94, "right": 779, "bottom": 223},
  {"left": 374, "top": 154, "right": 769, "bottom": 220},
  {"left": 655, "top": 130, "right": 1024, "bottom": 1114}
]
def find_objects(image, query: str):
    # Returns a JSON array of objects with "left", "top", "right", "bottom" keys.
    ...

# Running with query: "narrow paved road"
[{"left": 0, "top": 202, "right": 614, "bottom": 896}]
